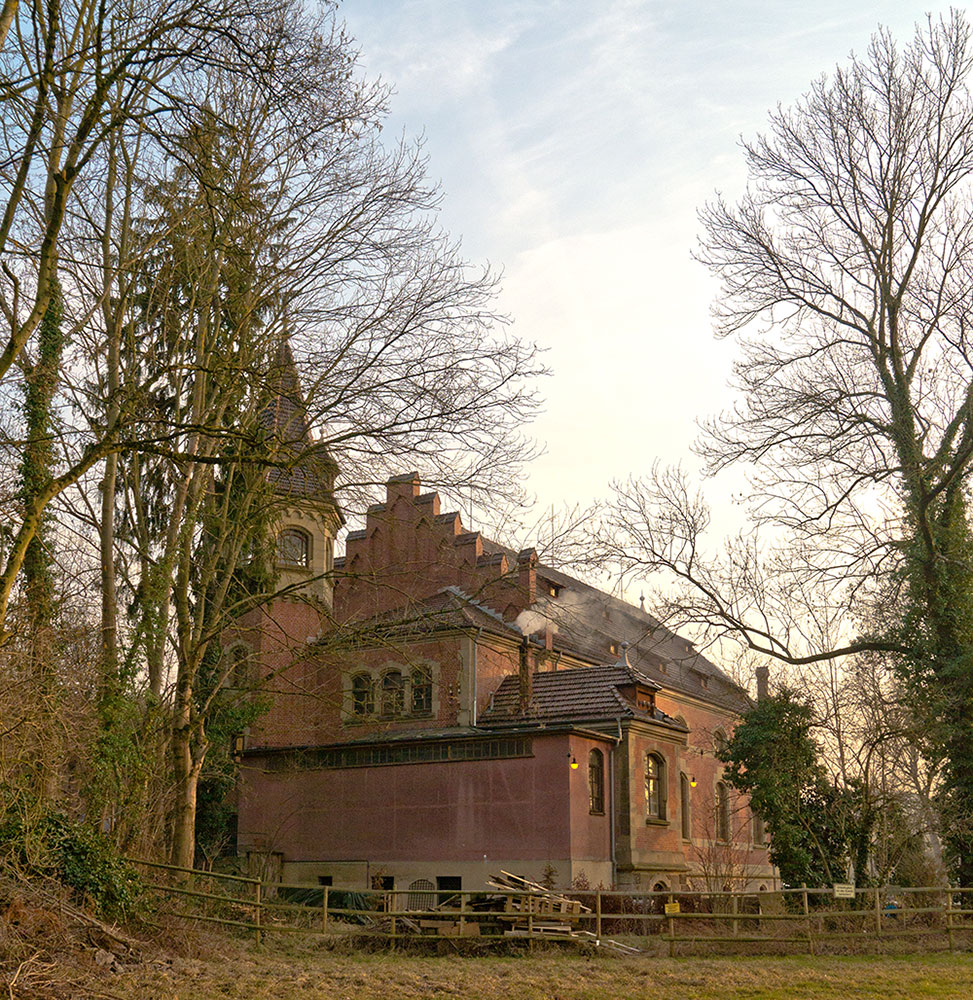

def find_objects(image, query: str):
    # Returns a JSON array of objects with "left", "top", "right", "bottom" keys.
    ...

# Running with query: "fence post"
[
  {"left": 873, "top": 886, "right": 881, "bottom": 936},
  {"left": 946, "top": 888, "right": 954, "bottom": 952},
  {"left": 595, "top": 890, "right": 602, "bottom": 942},
  {"left": 667, "top": 893, "right": 675, "bottom": 958},
  {"left": 254, "top": 879, "right": 262, "bottom": 947},
  {"left": 390, "top": 891, "right": 397, "bottom": 948},
  {"left": 528, "top": 895, "right": 534, "bottom": 952},
  {"left": 459, "top": 889, "right": 466, "bottom": 936},
  {"left": 322, "top": 885, "right": 329, "bottom": 934},
  {"left": 802, "top": 884, "right": 813, "bottom": 955}
]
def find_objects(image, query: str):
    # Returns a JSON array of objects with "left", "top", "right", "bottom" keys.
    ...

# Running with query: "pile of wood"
[
  {"left": 382, "top": 870, "right": 639, "bottom": 953},
  {"left": 486, "top": 871, "right": 589, "bottom": 937}
]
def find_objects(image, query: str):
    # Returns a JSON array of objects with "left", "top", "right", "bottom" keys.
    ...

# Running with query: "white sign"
[{"left": 833, "top": 883, "right": 855, "bottom": 899}]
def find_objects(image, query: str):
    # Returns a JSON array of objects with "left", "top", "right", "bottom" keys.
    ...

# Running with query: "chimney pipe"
[
  {"left": 755, "top": 664, "right": 769, "bottom": 701},
  {"left": 518, "top": 636, "right": 532, "bottom": 714}
]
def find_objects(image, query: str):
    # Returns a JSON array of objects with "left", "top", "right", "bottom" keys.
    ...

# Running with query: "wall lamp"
[{"left": 568, "top": 753, "right": 579, "bottom": 770}]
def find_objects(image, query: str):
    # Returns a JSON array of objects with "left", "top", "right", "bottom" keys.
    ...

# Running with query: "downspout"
[
  {"left": 610, "top": 716, "right": 623, "bottom": 887},
  {"left": 471, "top": 627, "right": 483, "bottom": 726}
]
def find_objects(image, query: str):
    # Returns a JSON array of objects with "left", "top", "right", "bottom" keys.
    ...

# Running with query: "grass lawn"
[{"left": 119, "top": 947, "right": 973, "bottom": 1000}]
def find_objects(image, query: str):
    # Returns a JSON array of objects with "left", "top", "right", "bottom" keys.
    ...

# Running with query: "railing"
[{"left": 127, "top": 861, "right": 973, "bottom": 956}]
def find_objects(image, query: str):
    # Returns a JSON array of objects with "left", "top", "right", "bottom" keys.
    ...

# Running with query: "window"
[
  {"left": 753, "top": 812, "right": 766, "bottom": 846},
  {"left": 381, "top": 670, "right": 405, "bottom": 716},
  {"left": 351, "top": 674, "right": 374, "bottom": 716},
  {"left": 436, "top": 875, "right": 462, "bottom": 906},
  {"left": 227, "top": 644, "right": 252, "bottom": 689},
  {"left": 645, "top": 753, "right": 667, "bottom": 821},
  {"left": 716, "top": 781, "right": 731, "bottom": 841},
  {"left": 588, "top": 749, "right": 605, "bottom": 814},
  {"left": 277, "top": 527, "right": 310, "bottom": 567},
  {"left": 407, "top": 879, "right": 436, "bottom": 911},
  {"left": 411, "top": 667, "right": 433, "bottom": 715},
  {"left": 713, "top": 728, "right": 728, "bottom": 753},
  {"left": 680, "top": 772, "right": 692, "bottom": 840}
]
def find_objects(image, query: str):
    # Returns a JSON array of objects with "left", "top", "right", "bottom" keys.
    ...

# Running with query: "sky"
[{"left": 338, "top": 1, "right": 952, "bottom": 546}]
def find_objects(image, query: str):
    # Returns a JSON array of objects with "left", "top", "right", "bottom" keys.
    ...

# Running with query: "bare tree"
[{"left": 596, "top": 12, "right": 973, "bottom": 883}]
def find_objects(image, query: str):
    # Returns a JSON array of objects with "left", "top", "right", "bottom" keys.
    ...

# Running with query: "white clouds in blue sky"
[{"left": 339, "top": 1, "right": 953, "bottom": 529}]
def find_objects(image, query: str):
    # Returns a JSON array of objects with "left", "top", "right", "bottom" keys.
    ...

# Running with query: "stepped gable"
[
  {"left": 480, "top": 662, "right": 686, "bottom": 728},
  {"left": 334, "top": 473, "right": 536, "bottom": 621},
  {"left": 333, "top": 473, "right": 745, "bottom": 710}
]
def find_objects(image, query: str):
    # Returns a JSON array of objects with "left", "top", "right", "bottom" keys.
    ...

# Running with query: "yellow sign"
[
  {"left": 833, "top": 883, "right": 855, "bottom": 899},
  {"left": 664, "top": 901, "right": 681, "bottom": 915}
]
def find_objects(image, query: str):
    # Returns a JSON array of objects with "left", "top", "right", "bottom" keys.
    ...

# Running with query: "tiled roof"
[
  {"left": 480, "top": 662, "right": 686, "bottom": 729},
  {"left": 478, "top": 537, "right": 749, "bottom": 712},
  {"left": 260, "top": 342, "right": 340, "bottom": 513},
  {"left": 323, "top": 587, "right": 521, "bottom": 644}
]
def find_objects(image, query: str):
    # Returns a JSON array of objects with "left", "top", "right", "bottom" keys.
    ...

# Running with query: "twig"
[{"left": 8, "top": 951, "right": 40, "bottom": 999}]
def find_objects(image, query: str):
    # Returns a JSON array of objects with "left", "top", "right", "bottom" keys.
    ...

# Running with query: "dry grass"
[
  {"left": 4, "top": 910, "right": 973, "bottom": 999},
  {"left": 104, "top": 938, "right": 973, "bottom": 1000}
]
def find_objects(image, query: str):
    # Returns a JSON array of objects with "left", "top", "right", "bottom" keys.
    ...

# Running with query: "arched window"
[
  {"left": 713, "top": 727, "right": 728, "bottom": 753},
  {"left": 716, "top": 781, "right": 731, "bottom": 841},
  {"left": 380, "top": 670, "right": 405, "bottom": 717},
  {"left": 351, "top": 674, "right": 374, "bottom": 716},
  {"left": 645, "top": 753, "right": 667, "bottom": 820},
  {"left": 680, "top": 772, "right": 692, "bottom": 840},
  {"left": 277, "top": 527, "right": 311, "bottom": 568},
  {"left": 588, "top": 749, "right": 605, "bottom": 814},
  {"left": 406, "top": 879, "right": 436, "bottom": 912},
  {"left": 411, "top": 667, "right": 433, "bottom": 715},
  {"left": 753, "top": 812, "right": 766, "bottom": 846}
]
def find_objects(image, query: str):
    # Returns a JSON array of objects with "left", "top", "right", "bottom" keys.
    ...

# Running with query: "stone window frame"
[
  {"left": 351, "top": 673, "right": 374, "bottom": 716},
  {"left": 716, "top": 780, "right": 731, "bottom": 842},
  {"left": 680, "top": 771, "right": 692, "bottom": 841},
  {"left": 344, "top": 660, "right": 439, "bottom": 722},
  {"left": 588, "top": 748, "right": 605, "bottom": 815},
  {"left": 276, "top": 526, "right": 312, "bottom": 568},
  {"left": 645, "top": 751, "right": 668, "bottom": 822}
]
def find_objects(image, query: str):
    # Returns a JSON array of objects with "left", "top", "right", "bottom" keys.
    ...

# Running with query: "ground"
[{"left": 8, "top": 945, "right": 973, "bottom": 999}]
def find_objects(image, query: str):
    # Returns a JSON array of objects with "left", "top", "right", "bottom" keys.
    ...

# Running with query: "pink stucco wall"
[{"left": 239, "top": 731, "right": 612, "bottom": 866}]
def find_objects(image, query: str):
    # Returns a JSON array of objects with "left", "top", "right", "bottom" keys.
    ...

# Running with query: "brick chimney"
[
  {"left": 755, "top": 664, "right": 769, "bottom": 701},
  {"left": 517, "top": 548, "right": 537, "bottom": 608}
]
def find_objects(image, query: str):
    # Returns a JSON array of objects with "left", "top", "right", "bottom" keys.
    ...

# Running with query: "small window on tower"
[{"left": 277, "top": 528, "right": 311, "bottom": 568}]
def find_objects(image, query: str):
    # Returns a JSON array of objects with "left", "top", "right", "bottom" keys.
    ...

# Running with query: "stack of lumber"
[{"left": 487, "top": 871, "right": 590, "bottom": 936}]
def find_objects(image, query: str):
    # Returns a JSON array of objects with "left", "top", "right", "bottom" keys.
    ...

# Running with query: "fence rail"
[{"left": 127, "top": 861, "right": 973, "bottom": 956}]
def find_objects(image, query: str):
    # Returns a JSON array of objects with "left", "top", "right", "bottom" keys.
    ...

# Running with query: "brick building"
[{"left": 235, "top": 472, "right": 776, "bottom": 893}]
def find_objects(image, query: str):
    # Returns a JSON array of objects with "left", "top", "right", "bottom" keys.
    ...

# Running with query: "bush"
[{"left": 0, "top": 805, "right": 141, "bottom": 919}]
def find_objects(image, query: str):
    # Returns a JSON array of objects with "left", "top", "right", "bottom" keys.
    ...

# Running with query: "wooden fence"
[{"left": 128, "top": 860, "right": 973, "bottom": 956}]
